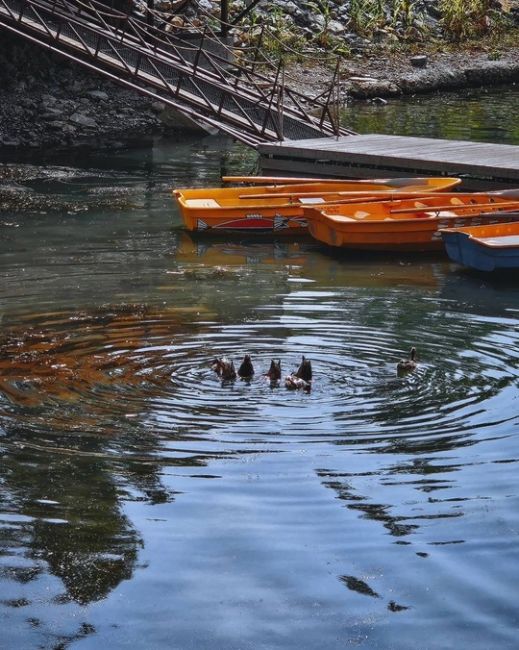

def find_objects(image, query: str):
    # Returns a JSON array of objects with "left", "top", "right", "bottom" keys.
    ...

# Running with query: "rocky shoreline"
[
  {"left": 287, "top": 47, "right": 519, "bottom": 100},
  {"left": 0, "top": 30, "right": 518, "bottom": 150},
  {"left": 0, "top": 36, "right": 169, "bottom": 150}
]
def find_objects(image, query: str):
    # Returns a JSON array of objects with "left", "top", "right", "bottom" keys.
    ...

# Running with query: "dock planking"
[{"left": 258, "top": 134, "right": 519, "bottom": 190}]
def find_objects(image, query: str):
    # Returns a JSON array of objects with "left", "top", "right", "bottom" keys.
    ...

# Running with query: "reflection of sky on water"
[{"left": 1, "top": 128, "right": 519, "bottom": 648}]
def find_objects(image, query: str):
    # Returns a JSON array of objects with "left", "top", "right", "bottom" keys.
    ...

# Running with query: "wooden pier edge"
[{"left": 258, "top": 134, "right": 519, "bottom": 191}]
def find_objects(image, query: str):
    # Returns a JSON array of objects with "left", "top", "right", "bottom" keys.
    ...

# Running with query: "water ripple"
[{"left": 1, "top": 292, "right": 518, "bottom": 459}]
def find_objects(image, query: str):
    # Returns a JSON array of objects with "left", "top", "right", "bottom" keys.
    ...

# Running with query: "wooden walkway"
[{"left": 258, "top": 134, "right": 519, "bottom": 190}]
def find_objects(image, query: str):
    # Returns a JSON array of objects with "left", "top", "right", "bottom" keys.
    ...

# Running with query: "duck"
[
  {"left": 211, "top": 357, "right": 223, "bottom": 375},
  {"left": 211, "top": 357, "right": 237, "bottom": 381},
  {"left": 265, "top": 359, "right": 281, "bottom": 383},
  {"left": 397, "top": 347, "right": 417, "bottom": 375},
  {"left": 238, "top": 354, "right": 254, "bottom": 379},
  {"left": 285, "top": 355, "right": 312, "bottom": 391}
]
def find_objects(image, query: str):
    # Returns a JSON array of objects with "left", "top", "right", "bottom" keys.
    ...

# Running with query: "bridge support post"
[{"left": 220, "top": 0, "right": 228, "bottom": 36}]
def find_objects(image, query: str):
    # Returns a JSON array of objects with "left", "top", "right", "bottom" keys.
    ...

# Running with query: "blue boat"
[{"left": 441, "top": 220, "right": 519, "bottom": 272}]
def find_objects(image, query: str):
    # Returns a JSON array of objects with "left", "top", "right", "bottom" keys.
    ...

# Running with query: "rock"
[
  {"left": 410, "top": 55, "right": 428, "bottom": 68},
  {"left": 373, "top": 28, "right": 390, "bottom": 43},
  {"left": 151, "top": 101, "right": 166, "bottom": 113},
  {"left": 18, "top": 97, "right": 36, "bottom": 109},
  {"left": 283, "top": 1, "right": 299, "bottom": 15},
  {"left": 328, "top": 20, "right": 345, "bottom": 35},
  {"left": 9, "top": 105, "right": 25, "bottom": 117},
  {"left": 41, "top": 93, "right": 56, "bottom": 104},
  {"left": 69, "top": 113, "right": 97, "bottom": 128},
  {"left": 169, "top": 15, "right": 184, "bottom": 27},
  {"left": 86, "top": 90, "right": 109, "bottom": 101},
  {"left": 313, "top": 14, "right": 326, "bottom": 30},
  {"left": 41, "top": 107, "right": 65, "bottom": 119},
  {"left": 47, "top": 120, "right": 67, "bottom": 130},
  {"left": 1, "top": 137, "right": 21, "bottom": 146},
  {"left": 348, "top": 78, "right": 401, "bottom": 99},
  {"left": 63, "top": 100, "right": 79, "bottom": 112}
]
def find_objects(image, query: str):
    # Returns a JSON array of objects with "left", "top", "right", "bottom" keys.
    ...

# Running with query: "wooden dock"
[{"left": 258, "top": 134, "right": 519, "bottom": 190}]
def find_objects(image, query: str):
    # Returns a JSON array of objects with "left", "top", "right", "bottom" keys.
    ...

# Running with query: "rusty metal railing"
[{"left": 0, "top": 0, "right": 355, "bottom": 146}]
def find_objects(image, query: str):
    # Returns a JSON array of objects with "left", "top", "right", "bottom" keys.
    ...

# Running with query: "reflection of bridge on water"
[{"left": 0, "top": 0, "right": 354, "bottom": 146}]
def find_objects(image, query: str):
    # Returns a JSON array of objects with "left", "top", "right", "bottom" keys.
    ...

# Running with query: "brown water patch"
[{"left": 0, "top": 303, "right": 201, "bottom": 433}]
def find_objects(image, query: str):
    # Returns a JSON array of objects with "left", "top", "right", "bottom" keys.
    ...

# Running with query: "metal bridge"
[{"left": 0, "top": 0, "right": 355, "bottom": 146}]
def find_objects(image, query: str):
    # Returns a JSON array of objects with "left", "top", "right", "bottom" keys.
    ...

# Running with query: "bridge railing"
[{"left": 0, "top": 0, "right": 355, "bottom": 144}]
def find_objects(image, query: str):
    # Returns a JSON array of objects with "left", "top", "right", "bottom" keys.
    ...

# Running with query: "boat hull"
[
  {"left": 307, "top": 211, "right": 519, "bottom": 252},
  {"left": 173, "top": 177, "right": 461, "bottom": 234},
  {"left": 177, "top": 204, "right": 308, "bottom": 233},
  {"left": 441, "top": 222, "right": 519, "bottom": 271}
]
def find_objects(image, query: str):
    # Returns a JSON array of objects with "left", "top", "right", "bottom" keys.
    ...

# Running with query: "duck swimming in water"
[
  {"left": 285, "top": 355, "right": 312, "bottom": 391},
  {"left": 211, "top": 358, "right": 223, "bottom": 375},
  {"left": 238, "top": 354, "right": 254, "bottom": 379},
  {"left": 397, "top": 347, "right": 417, "bottom": 375},
  {"left": 265, "top": 359, "right": 281, "bottom": 384},
  {"left": 211, "top": 357, "right": 237, "bottom": 381}
]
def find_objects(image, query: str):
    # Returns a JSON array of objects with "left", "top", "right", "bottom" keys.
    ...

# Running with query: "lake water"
[{"left": 1, "top": 87, "right": 519, "bottom": 649}]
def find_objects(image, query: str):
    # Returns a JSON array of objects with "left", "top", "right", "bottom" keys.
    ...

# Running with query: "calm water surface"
[
  {"left": 345, "top": 85, "right": 519, "bottom": 143},
  {"left": 1, "top": 89, "right": 519, "bottom": 649}
]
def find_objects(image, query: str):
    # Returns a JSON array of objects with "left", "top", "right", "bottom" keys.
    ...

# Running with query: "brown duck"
[
  {"left": 397, "top": 347, "right": 417, "bottom": 375},
  {"left": 285, "top": 355, "right": 312, "bottom": 391},
  {"left": 238, "top": 354, "right": 254, "bottom": 379},
  {"left": 211, "top": 357, "right": 237, "bottom": 381},
  {"left": 265, "top": 359, "right": 281, "bottom": 383}
]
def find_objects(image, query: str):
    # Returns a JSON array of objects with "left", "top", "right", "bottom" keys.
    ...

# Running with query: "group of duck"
[
  {"left": 211, "top": 347, "right": 418, "bottom": 390},
  {"left": 211, "top": 354, "right": 313, "bottom": 391}
]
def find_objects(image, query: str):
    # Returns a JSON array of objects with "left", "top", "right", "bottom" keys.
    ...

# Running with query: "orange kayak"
[
  {"left": 173, "top": 177, "right": 461, "bottom": 233},
  {"left": 305, "top": 191, "right": 519, "bottom": 251}
]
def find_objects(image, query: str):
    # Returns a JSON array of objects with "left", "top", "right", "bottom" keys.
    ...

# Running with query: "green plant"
[
  {"left": 391, "top": 0, "right": 413, "bottom": 27},
  {"left": 348, "top": 0, "right": 386, "bottom": 36},
  {"left": 439, "top": 0, "right": 493, "bottom": 41},
  {"left": 391, "top": 0, "right": 430, "bottom": 41},
  {"left": 304, "top": 0, "right": 334, "bottom": 48}
]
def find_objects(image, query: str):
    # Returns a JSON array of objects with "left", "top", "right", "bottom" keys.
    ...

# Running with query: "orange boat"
[
  {"left": 173, "top": 177, "right": 461, "bottom": 233},
  {"left": 305, "top": 192, "right": 519, "bottom": 252}
]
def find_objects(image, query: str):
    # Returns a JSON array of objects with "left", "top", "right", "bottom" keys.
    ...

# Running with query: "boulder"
[
  {"left": 151, "top": 101, "right": 166, "bottom": 113},
  {"left": 69, "top": 112, "right": 97, "bottom": 128},
  {"left": 86, "top": 90, "right": 109, "bottom": 101},
  {"left": 410, "top": 55, "right": 428, "bottom": 68},
  {"left": 348, "top": 78, "right": 401, "bottom": 98}
]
